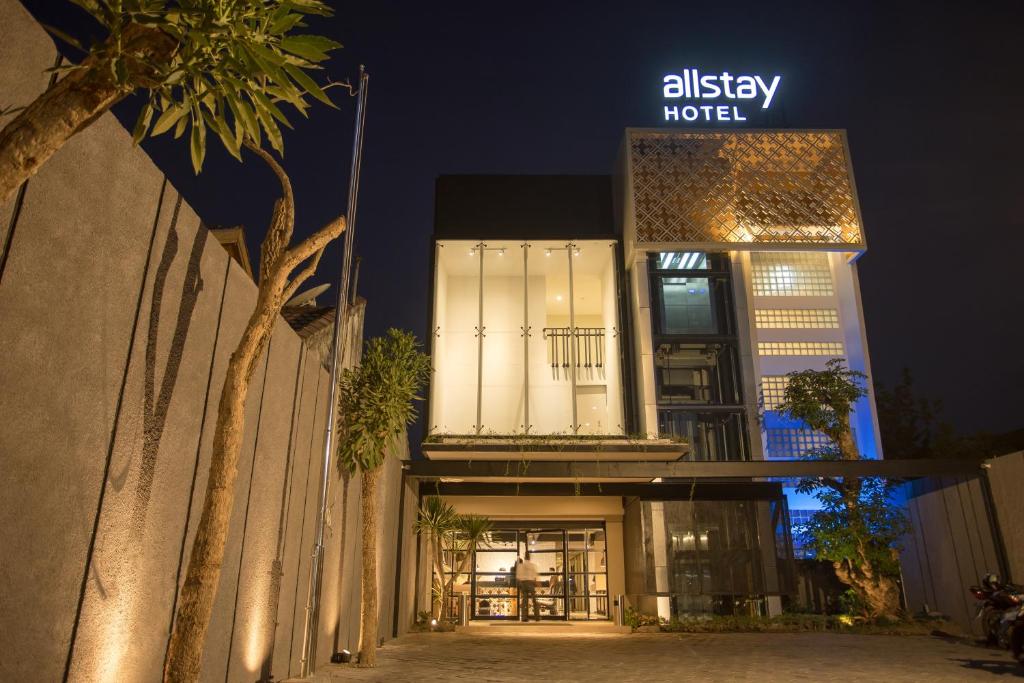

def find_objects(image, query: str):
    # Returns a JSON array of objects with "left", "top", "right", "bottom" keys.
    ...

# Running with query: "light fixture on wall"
[
  {"left": 555, "top": 295, "right": 562, "bottom": 302},
  {"left": 573, "top": 248, "right": 581, "bottom": 256},
  {"left": 545, "top": 249, "right": 552, "bottom": 257},
  {"left": 469, "top": 248, "right": 476, "bottom": 256},
  {"left": 498, "top": 248, "right": 505, "bottom": 256}
]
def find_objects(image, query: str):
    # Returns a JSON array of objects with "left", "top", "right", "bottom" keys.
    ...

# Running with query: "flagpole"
[{"left": 300, "top": 64, "right": 369, "bottom": 677}]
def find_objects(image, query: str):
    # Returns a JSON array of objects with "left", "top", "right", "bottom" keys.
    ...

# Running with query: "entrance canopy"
[{"left": 409, "top": 457, "right": 986, "bottom": 483}]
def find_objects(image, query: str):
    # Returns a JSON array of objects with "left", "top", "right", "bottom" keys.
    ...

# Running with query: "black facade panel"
[{"left": 434, "top": 175, "right": 615, "bottom": 240}]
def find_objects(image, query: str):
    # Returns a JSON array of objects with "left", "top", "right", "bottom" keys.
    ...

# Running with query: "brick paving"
[{"left": 312, "top": 630, "right": 1020, "bottom": 682}]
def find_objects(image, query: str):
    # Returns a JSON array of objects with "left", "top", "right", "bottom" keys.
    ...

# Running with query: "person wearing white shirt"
[{"left": 515, "top": 552, "right": 541, "bottom": 621}]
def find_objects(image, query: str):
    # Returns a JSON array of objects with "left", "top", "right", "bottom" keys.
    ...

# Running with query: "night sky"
[{"left": 24, "top": 0, "right": 1024, "bottom": 436}]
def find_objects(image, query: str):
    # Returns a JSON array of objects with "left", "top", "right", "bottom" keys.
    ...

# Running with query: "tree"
[
  {"left": 0, "top": 0, "right": 341, "bottom": 203},
  {"left": 412, "top": 498, "right": 492, "bottom": 621},
  {"left": 337, "top": 330, "right": 432, "bottom": 666},
  {"left": 413, "top": 495, "right": 459, "bottom": 619},
  {"left": 164, "top": 143, "right": 345, "bottom": 681},
  {"left": 775, "top": 358, "right": 908, "bottom": 619}
]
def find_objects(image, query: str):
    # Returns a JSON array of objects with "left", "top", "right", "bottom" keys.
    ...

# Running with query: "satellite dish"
[{"left": 286, "top": 283, "right": 330, "bottom": 307}]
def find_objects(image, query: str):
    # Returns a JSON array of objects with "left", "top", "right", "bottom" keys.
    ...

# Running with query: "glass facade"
[
  {"left": 443, "top": 524, "right": 609, "bottom": 621},
  {"left": 650, "top": 252, "right": 749, "bottom": 460},
  {"left": 431, "top": 240, "right": 623, "bottom": 436},
  {"left": 626, "top": 498, "right": 794, "bottom": 619}
]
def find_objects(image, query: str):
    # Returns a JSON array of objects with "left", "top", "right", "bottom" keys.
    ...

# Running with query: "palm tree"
[
  {"left": 0, "top": 0, "right": 341, "bottom": 203},
  {"left": 446, "top": 515, "right": 493, "bottom": 619},
  {"left": 413, "top": 496, "right": 459, "bottom": 619},
  {"left": 336, "top": 330, "right": 431, "bottom": 666},
  {"left": 413, "top": 499, "right": 493, "bottom": 621}
]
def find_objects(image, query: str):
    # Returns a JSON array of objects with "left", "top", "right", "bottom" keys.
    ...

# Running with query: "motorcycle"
[
  {"left": 1011, "top": 608, "right": 1024, "bottom": 663},
  {"left": 969, "top": 574, "right": 1024, "bottom": 649}
]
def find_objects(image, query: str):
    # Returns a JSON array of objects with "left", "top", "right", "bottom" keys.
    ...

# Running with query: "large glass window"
[
  {"left": 654, "top": 342, "right": 742, "bottom": 406},
  {"left": 431, "top": 240, "right": 623, "bottom": 436},
  {"left": 649, "top": 252, "right": 748, "bottom": 460},
  {"left": 446, "top": 525, "right": 608, "bottom": 621},
  {"left": 657, "top": 410, "right": 749, "bottom": 461},
  {"left": 640, "top": 500, "right": 785, "bottom": 617},
  {"left": 650, "top": 252, "right": 734, "bottom": 336}
]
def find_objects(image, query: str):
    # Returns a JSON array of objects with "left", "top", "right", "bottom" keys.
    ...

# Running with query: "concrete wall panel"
[
  {"left": 197, "top": 264, "right": 269, "bottom": 682},
  {"left": 225, "top": 317, "right": 302, "bottom": 682},
  {"left": 287, "top": 364, "right": 331, "bottom": 674},
  {"left": 67, "top": 192, "right": 230, "bottom": 682},
  {"left": 988, "top": 452, "right": 1024, "bottom": 580},
  {"left": 271, "top": 350, "right": 319, "bottom": 679},
  {"left": 0, "top": 113, "right": 165, "bottom": 681}
]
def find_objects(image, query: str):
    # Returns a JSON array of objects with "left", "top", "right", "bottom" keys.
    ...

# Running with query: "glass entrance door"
[{"left": 467, "top": 523, "right": 608, "bottom": 621}]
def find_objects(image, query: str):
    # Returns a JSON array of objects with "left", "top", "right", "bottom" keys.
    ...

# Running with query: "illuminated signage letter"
[
  {"left": 734, "top": 76, "right": 757, "bottom": 99},
  {"left": 699, "top": 75, "right": 722, "bottom": 98},
  {"left": 664, "top": 105, "right": 680, "bottom": 121},
  {"left": 754, "top": 75, "right": 782, "bottom": 108},
  {"left": 663, "top": 75, "right": 684, "bottom": 98}
]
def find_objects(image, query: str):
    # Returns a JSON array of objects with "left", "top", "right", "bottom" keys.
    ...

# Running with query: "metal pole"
[
  {"left": 567, "top": 243, "right": 578, "bottom": 433},
  {"left": 475, "top": 242, "right": 484, "bottom": 435},
  {"left": 522, "top": 243, "right": 529, "bottom": 433},
  {"left": 300, "top": 66, "right": 369, "bottom": 677}
]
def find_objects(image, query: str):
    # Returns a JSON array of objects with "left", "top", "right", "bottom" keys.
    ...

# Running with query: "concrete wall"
[
  {"left": 900, "top": 451, "right": 1024, "bottom": 637},
  {"left": 0, "top": 2, "right": 407, "bottom": 680}
]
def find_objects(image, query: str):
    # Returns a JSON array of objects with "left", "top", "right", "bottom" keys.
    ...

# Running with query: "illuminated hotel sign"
[{"left": 662, "top": 69, "right": 782, "bottom": 122}]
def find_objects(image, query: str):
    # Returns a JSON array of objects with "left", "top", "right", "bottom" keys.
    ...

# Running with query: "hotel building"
[{"left": 410, "top": 129, "right": 882, "bottom": 622}]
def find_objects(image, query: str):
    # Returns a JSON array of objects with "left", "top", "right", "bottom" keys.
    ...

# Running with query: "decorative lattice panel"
[{"left": 629, "top": 131, "right": 864, "bottom": 246}]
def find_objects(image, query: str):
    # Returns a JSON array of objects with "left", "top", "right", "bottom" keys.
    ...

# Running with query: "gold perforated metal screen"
[{"left": 628, "top": 130, "right": 864, "bottom": 247}]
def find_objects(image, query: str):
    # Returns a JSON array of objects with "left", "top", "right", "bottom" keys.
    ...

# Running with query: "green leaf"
[
  {"left": 131, "top": 100, "right": 154, "bottom": 144},
  {"left": 249, "top": 93, "right": 283, "bottom": 152},
  {"left": 270, "top": 12, "right": 305, "bottom": 35},
  {"left": 190, "top": 111, "right": 206, "bottom": 174},
  {"left": 151, "top": 102, "right": 189, "bottom": 136},
  {"left": 39, "top": 23, "right": 84, "bottom": 50},
  {"left": 286, "top": 0, "right": 334, "bottom": 16},
  {"left": 283, "top": 64, "right": 334, "bottom": 107},
  {"left": 203, "top": 109, "right": 241, "bottom": 162},
  {"left": 227, "top": 93, "right": 260, "bottom": 144},
  {"left": 250, "top": 90, "right": 292, "bottom": 129},
  {"left": 278, "top": 34, "right": 341, "bottom": 63},
  {"left": 174, "top": 111, "right": 188, "bottom": 138}
]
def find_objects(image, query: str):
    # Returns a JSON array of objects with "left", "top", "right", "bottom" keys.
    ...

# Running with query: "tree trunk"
[
  {"left": 164, "top": 305, "right": 277, "bottom": 682},
  {"left": 358, "top": 464, "right": 383, "bottom": 666},
  {"left": 0, "top": 24, "right": 174, "bottom": 204},
  {"left": 834, "top": 559, "right": 902, "bottom": 619}
]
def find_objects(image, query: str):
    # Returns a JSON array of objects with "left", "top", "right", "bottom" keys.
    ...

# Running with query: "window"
[
  {"left": 754, "top": 309, "right": 839, "bottom": 329},
  {"left": 650, "top": 252, "right": 735, "bottom": 336},
  {"left": 764, "top": 428, "right": 834, "bottom": 459},
  {"left": 654, "top": 343, "right": 742, "bottom": 406},
  {"left": 750, "top": 252, "right": 833, "bottom": 297},
  {"left": 760, "top": 376, "right": 789, "bottom": 410},
  {"left": 757, "top": 341, "right": 845, "bottom": 357},
  {"left": 431, "top": 240, "right": 623, "bottom": 436},
  {"left": 658, "top": 410, "right": 750, "bottom": 461}
]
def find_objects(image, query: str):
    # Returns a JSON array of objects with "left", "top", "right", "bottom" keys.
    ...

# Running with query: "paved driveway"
[{"left": 312, "top": 631, "right": 1021, "bottom": 682}]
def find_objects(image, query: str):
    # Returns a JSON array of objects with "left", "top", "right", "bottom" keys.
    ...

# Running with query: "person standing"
[{"left": 517, "top": 552, "right": 540, "bottom": 621}]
